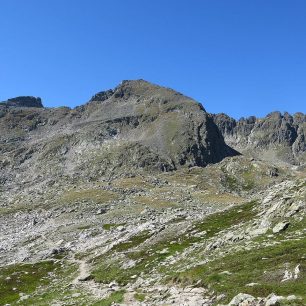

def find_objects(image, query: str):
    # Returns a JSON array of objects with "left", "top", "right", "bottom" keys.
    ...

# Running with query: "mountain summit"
[
  {"left": 0, "top": 80, "right": 237, "bottom": 188},
  {"left": 83, "top": 80, "right": 237, "bottom": 168}
]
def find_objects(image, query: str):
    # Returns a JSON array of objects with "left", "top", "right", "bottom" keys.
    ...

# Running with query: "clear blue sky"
[{"left": 0, "top": 0, "right": 305, "bottom": 118}]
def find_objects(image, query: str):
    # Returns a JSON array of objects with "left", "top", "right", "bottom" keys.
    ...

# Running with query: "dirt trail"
[
  {"left": 70, "top": 256, "right": 111, "bottom": 298},
  {"left": 71, "top": 258, "right": 90, "bottom": 284}
]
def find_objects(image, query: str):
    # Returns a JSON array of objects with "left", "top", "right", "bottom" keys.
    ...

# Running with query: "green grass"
[
  {"left": 0, "top": 261, "right": 59, "bottom": 305},
  {"left": 92, "top": 290, "right": 125, "bottom": 306},
  {"left": 111, "top": 230, "right": 153, "bottom": 253},
  {"left": 219, "top": 162, "right": 278, "bottom": 192},
  {"left": 170, "top": 235, "right": 306, "bottom": 304},
  {"left": 92, "top": 201, "right": 259, "bottom": 286},
  {"left": 241, "top": 170, "right": 256, "bottom": 191},
  {"left": 102, "top": 223, "right": 124, "bottom": 231},
  {"left": 193, "top": 200, "right": 258, "bottom": 238},
  {"left": 134, "top": 292, "right": 146, "bottom": 302},
  {"left": 91, "top": 261, "right": 129, "bottom": 284},
  {"left": 0, "top": 260, "right": 82, "bottom": 306}
]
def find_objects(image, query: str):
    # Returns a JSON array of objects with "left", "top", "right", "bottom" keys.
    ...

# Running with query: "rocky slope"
[
  {"left": 213, "top": 112, "right": 306, "bottom": 165},
  {"left": 0, "top": 80, "right": 305, "bottom": 306}
]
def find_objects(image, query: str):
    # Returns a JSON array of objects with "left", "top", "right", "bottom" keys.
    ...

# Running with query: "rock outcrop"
[
  {"left": 213, "top": 111, "right": 306, "bottom": 165},
  {"left": 1, "top": 96, "right": 43, "bottom": 108}
]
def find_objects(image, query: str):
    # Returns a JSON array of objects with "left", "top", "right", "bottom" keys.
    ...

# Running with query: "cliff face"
[
  {"left": 0, "top": 96, "right": 43, "bottom": 108},
  {"left": 0, "top": 80, "right": 237, "bottom": 190},
  {"left": 213, "top": 111, "right": 306, "bottom": 165}
]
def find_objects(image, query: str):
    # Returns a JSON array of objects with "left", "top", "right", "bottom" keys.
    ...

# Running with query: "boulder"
[
  {"left": 272, "top": 221, "right": 290, "bottom": 233},
  {"left": 265, "top": 293, "right": 285, "bottom": 306},
  {"left": 229, "top": 293, "right": 255, "bottom": 305}
]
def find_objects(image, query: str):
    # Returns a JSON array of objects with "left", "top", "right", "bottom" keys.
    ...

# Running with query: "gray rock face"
[
  {"left": 1, "top": 96, "right": 43, "bottom": 108},
  {"left": 272, "top": 221, "right": 290, "bottom": 233},
  {"left": 0, "top": 80, "right": 237, "bottom": 190},
  {"left": 228, "top": 293, "right": 255, "bottom": 305},
  {"left": 89, "top": 89, "right": 114, "bottom": 102},
  {"left": 213, "top": 112, "right": 306, "bottom": 165},
  {"left": 85, "top": 80, "right": 238, "bottom": 169}
]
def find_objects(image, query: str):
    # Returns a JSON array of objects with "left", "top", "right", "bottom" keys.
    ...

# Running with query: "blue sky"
[{"left": 0, "top": 0, "right": 305, "bottom": 118}]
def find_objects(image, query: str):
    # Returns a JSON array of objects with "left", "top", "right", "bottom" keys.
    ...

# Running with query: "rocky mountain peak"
[
  {"left": 89, "top": 79, "right": 204, "bottom": 109},
  {"left": 84, "top": 80, "right": 236, "bottom": 169},
  {"left": 0, "top": 96, "right": 43, "bottom": 108},
  {"left": 0, "top": 80, "right": 238, "bottom": 189}
]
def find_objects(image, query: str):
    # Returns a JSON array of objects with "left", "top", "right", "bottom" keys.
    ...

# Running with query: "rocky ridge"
[{"left": 213, "top": 112, "right": 306, "bottom": 165}]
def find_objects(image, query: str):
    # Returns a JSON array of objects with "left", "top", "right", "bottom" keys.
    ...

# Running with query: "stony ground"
[{"left": 0, "top": 156, "right": 305, "bottom": 306}]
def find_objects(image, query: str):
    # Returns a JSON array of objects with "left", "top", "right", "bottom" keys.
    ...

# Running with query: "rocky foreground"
[{"left": 0, "top": 81, "right": 305, "bottom": 305}]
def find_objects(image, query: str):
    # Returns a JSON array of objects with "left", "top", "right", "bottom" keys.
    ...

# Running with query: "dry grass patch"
[
  {"left": 61, "top": 189, "right": 118, "bottom": 204},
  {"left": 134, "top": 195, "right": 177, "bottom": 209}
]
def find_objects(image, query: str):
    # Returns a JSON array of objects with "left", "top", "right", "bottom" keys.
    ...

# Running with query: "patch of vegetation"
[
  {"left": 193, "top": 200, "right": 258, "bottom": 238},
  {"left": 193, "top": 191, "right": 245, "bottom": 205},
  {"left": 222, "top": 173, "right": 240, "bottom": 191},
  {"left": 170, "top": 236, "right": 306, "bottom": 304},
  {"left": 20, "top": 262, "right": 81, "bottom": 305},
  {"left": 61, "top": 189, "right": 118, "bottom": 204},
  {"left": 102, "top": 223, "right": 122, "bottom": 230},
  {"left": 241, "top": 170, "right": 256, "bottom": 191},
  {"left": 111, "top": 230, "right": 153, "bottom": 253},
  {"left": 92, "top": 201, "right": 259, "bottom": 286},
  {"left": 77, "top": 224, "right": 92, "bottom": 230},
  {"left": 134, "top": 292, "right": 146, "bottom": 302},
  {"left": 135, "top": 195, "right": 177, "bottom": 209},
  {"left": 0, "top": 260, "right": 82, "bottom": 306},
  {"left": 163, "top": 168, "right": 203, "bottom": 186},
  {"left": 91, "top": 261, "right": 130, "bottom": 285},
  {"left": 0, "top": 200, "right": 42, "bottom": 216},
  {"left": 113, "top": 176, "right": 154, "bottom": 189},
  {"left": 0, "top": 261, "right": 59, "bottom": 305},
  {"left": 41, "top": 135, "right": 70, "bottom": 158},
  {"left": 92, "top": 290, "right": 125, "bottom": 306}
]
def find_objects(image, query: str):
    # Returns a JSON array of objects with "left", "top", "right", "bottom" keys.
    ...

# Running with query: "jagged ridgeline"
[
  {"left": 0, "top": 80, "right": 237, "bottom": 186},
  {"left": 213, "top": 111, "right": 306, "bottom": 165}
]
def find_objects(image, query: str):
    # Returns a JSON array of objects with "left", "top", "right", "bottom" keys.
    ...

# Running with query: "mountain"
[
  {"left": 0, "top": 80, "right": 237, "bottom": 190},
  {"left": 0, "top": 80, "right": 305, "bottom": 306},
  {"left": 213, "top": 111, "right": 306, "bottom": 165}
]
